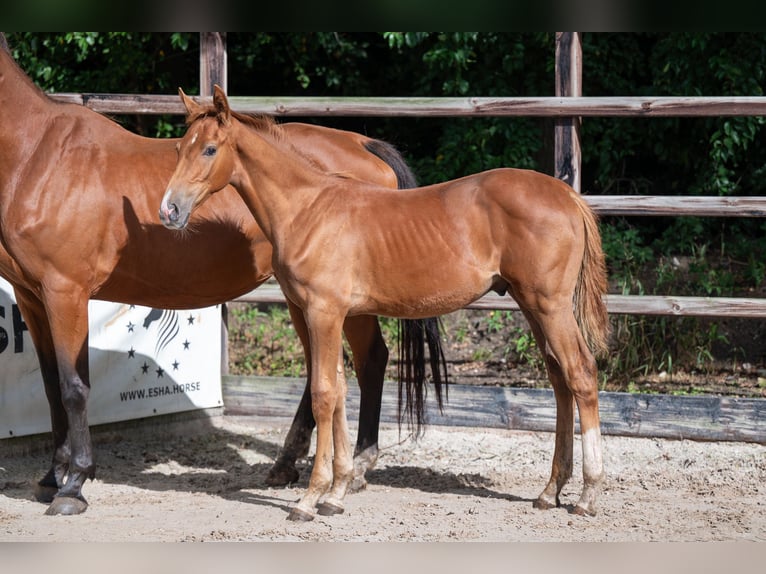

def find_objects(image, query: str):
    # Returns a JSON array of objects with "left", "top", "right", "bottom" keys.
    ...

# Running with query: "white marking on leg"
[{"left": 581, "top": 427, "right": 604, "bottom": 484}]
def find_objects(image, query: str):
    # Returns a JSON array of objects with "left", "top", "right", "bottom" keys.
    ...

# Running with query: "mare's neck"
[
  {"left": 0, "top": 50, "right": 61, "bottom": 153},
  {"left": 230, "top": 120, "right": 330, "bottom": 245},
  {"left": 0, "top": 50, "right": 56, "bottom": 118}
]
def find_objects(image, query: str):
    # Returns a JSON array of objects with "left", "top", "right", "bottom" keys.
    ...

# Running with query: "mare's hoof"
[
  {"left": 572, "top": 504, "right": 596, "bottom": 517},
  {"left": 45, "top": 495, "right": 88, "bottom": 516},
  {"left": 316, "top": 501, "right": 344, "bottom": 516},
  {"left": 348, "top": 475, "right": 368, "bottom": 493},
  {"left": 287, "top": 507, "right": 315, "bottom": 522},
  {"left": 266, "top": 463, "right": 300, "bottom": 487},
  {"left": 34, "top": 484, "right": 59, "bottom": 504}
]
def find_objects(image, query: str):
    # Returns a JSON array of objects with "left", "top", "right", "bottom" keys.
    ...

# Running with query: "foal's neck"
[{"left": 232, "top": 119, "right": 332, "bottom": 244}]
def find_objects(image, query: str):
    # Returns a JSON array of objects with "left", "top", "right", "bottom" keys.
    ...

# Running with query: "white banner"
[{"left": 0, "top": 277, "right": 223, "bottom": 438}]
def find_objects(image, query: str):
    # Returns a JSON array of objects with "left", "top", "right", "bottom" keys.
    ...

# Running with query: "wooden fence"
[
  {"left": 41, "top": 33, "right": 766, "bottom": 443},
  {"left": 48, "top": 32, "right": 766, "bottom": 319}
]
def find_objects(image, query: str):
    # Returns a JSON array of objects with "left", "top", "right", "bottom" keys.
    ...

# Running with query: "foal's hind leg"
[
  {"left": 519, "top": 311, "right": 574, "bottom": 511},
  {"left": 521, "top": 306, "right": 604, "bottom": 516}
]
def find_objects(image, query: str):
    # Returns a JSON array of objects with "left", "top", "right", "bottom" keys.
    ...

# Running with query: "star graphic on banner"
[
  {"left": 141, "top": 362, "right": 149, "bottom": 374},
  {"left": 128, "top": 347, "right": 135, "bottom": 358},
  {"left": 187, "top": 314, "right": 195, "bottom": 325},
  {"left": 156, "top": 367, "right": 165, "bottom": 378},
  {"left": 172, "top": 360, "right": 180, "bottom": 371},
  {"left": 127, "top": 321, "right": 135, "bottom": 333},
  {"left": 183, "top": 339, "right": 190, "bottom": 350}
]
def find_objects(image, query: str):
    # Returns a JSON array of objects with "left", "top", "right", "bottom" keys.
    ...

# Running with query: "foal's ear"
[
  {"left": 178, "top": 87, "right": 202, "bottom": 117},
  {"left": 213, "top": 84, "right": 231, "bottom": 126}
]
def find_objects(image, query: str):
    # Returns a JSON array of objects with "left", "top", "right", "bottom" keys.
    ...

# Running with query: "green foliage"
[
  {"left": 6, "top": 32, "right": 198, "bottom": 137},
  {"left": 229, "top": 305, "right": 305, "bottom": 378},
  {"left": 9, "top": 32, "right": 766, "bottom": 383}
]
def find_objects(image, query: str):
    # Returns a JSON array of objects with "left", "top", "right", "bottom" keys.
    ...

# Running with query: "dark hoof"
[
  {"left": 286, "top": 507, "right": 315, "bottom": 522},
  {"left": 266, "top": 463, "right": 300, "bottom": 487},
  {"left": 533, "top": 497, "right": 559, "bottom": 511},
  {"left": 45, "top": 495, "right": 88, "bottom": 516},
  {"left": 572, "top": 504, "right": 596, "bottom": 517},
  {"left": 348, "top": 475, "right": 368, "bottom": 493},
  {"left": 34, "top": 483, "right": 59, "bottom": 504},
  {"left": 316, "top": 502, "right": 344, "bottom": 516}
]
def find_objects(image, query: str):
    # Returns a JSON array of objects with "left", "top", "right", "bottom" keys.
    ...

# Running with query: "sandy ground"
[{"left": 0, "top": 414, "right": 764, "bottom": 542}]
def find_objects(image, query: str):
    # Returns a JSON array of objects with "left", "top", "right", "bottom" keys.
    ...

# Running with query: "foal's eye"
[{"left": 203, "top": 145, "right": 217, "bottom": 157}]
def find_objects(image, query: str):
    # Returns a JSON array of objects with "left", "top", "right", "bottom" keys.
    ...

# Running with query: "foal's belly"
[{"left": 349, "top": 272, "right": 497, "bottom": 319}]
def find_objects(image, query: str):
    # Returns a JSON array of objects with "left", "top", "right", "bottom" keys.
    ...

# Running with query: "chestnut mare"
[
  {"left": 161, "top": 86, "right": 611, "bottom": 522},
  {"left": 0, "top": 36, "right": 445, "bottom": 516}
]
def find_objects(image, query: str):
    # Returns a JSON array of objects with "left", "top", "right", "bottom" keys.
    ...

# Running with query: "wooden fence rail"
[
  {"left": 36, "top": 33, "right": 766, "bottom": 442},
  {"left": 45, "top": 33, "right": 766, "bottom": 324},
  {"left": 233, "top": 283, "right": 766, "bottom": 318},
  {"left": 48, "top": 93, "right": 766, "bottom": 117}
]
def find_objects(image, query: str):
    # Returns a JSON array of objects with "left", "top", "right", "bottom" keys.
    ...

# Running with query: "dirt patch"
[{"left": 1, "top": 414, "right": 764, "bottom": 541}]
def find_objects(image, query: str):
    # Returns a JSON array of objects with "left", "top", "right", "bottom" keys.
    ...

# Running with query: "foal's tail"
[
  {"left": 572, "top": 193, "right": 611, "bottom": 357},
  {"left": 364, "top": 138, "right": 450, "bottom": 436}
]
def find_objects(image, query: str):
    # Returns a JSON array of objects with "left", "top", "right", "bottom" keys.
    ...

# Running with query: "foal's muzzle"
[{"left": 159, "top": 197, "right": 188, "bottom": 229}]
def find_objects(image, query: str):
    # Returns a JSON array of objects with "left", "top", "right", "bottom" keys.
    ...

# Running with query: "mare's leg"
[
  {"left": 13, "top": 288, "right": 69, "bottom": 503},
  {"left": 517, "top": 298, "right": 604, "bottom": 516},
  {"left": 341, "top": 315, "right": 388, "bottom": 491},
  {"left": 265, "top": 300, "right": 315, "bottom": 486},
  {"left": 40, "top": 285, "right": 94, "bottom": 515},
  {"left": 288, "top": 307, "right": 352, "bottom": 522}
]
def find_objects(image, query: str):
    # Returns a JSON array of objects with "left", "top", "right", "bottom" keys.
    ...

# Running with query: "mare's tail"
[
  {"left": 572, "top": 193, "right": 611, "bottom": 357},
  {"left": 364, "top": 138, "right": 450, "bottom": 436}
]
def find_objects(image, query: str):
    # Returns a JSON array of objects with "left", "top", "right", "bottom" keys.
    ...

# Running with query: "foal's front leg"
[
  {"left": 287, "top": 310, "right": 353, "bottom": 522},
  {"left": 316, "top": 354, "right": 353, "bottom": 515}
]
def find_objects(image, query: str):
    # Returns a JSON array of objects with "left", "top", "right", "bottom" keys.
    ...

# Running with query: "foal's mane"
[
  {"left": 187, "top": 105, "right": 358, "bottom": 178},
  {"left": 186, "top": 107, "right": 284, "bottom": 142}
]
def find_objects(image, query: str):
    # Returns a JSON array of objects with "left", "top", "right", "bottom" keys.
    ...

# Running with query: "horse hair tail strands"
[
  {"left": 363, "top": 139, "right": 418, "bottom": 190},
  {"left": 397, "top": 317, "right": 448, "bottom": 438},
  {"left": 572, "top": 194, "right": 611, "bottom": 357}
]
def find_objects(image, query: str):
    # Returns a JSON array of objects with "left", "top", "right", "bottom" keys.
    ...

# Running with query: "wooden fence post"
[
  {"left": 199, "top": 33, "right": 230, "bottom": 375},
  {"left": 200, "top": 32, "right": 227, "bottom": 97},
  {"left": 555, "top": 32, "right": 582, "bottom": 193}
]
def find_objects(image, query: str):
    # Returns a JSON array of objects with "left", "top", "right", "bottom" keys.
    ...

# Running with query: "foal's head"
[{"left": 160, "top": 85, "right": 238, "bottom": 229}]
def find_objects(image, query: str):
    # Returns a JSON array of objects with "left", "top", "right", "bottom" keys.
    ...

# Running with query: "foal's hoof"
[
  {"left": 316, "top": 501, "right": 344, "bottom": 516},
  {"left": 286, "top": 507, "right": 315, "bottom": 522},
  {"left": 265, "top": 462, "right": 300, "bottom": 487},
  {"left": 44, "top": 495, "right": 88, "bottom": 516},
  {"left": 34, "top": 484, "right": 59, "bottom": 504}
]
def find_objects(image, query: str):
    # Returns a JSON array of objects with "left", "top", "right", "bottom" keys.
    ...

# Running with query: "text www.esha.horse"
[{"left": 160, "top": 85, "right": 611, "bottom": 522}]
